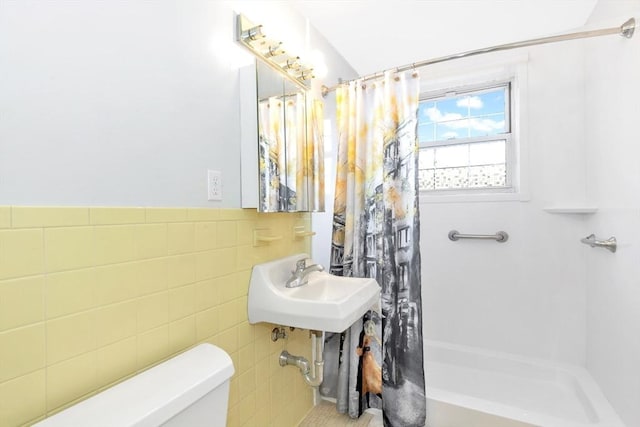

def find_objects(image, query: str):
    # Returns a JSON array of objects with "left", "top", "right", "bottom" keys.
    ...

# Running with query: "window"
[
  {"left": 396, "top": 226, "right": 410, "bottom": 249},
  {"left": 418, "top": 82, "right": 512, "bottom": 192}
]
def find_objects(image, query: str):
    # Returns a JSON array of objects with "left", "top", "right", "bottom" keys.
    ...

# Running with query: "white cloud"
[
  {"left": 424, "top": 107, "right": 462, "bottom": 123},
  {"left": 457, "top": 96, "right": 484, "bottom": 109}
]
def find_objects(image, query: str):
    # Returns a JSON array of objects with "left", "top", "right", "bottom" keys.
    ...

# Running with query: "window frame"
[
  {"left": 412, "top": 54, "right": 530, "bottom": 203},
  {"left": 418, "top": 80, "right": 515, "bottom": 194}
]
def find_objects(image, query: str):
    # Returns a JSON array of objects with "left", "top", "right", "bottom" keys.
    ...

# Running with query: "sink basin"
[{"left": 247, "top": 253, "right": 380, "bottom": 333}]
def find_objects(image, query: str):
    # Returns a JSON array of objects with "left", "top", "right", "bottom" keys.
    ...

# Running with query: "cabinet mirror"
[
  {"left": 253, "top": 61, "right": 324, "bottom": 212},
  {"left": 256, "top": 60, "right": 305, "bottom": 211}
]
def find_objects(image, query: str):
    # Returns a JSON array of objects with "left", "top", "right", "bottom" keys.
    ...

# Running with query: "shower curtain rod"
[{"left": 321, "top": 17, "right": 636, "bottom": 97}]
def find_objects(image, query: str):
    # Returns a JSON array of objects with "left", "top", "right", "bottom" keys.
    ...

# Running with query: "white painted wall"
[
  {"left": 583, "top": 2, "right": 640, "bottom": 426},
  {"left": 0, "top": 0, "right": 355, "bottom": 207}
]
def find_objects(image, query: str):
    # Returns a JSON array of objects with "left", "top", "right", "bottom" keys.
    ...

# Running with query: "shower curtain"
[{"left": 326, "top": 70, "right": 426, "bottom": 426}]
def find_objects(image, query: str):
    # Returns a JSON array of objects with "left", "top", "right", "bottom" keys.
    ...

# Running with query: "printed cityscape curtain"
[
  {"left": 325, "top": 70, "right": 426, "bottom": 426},
  {"left": 305, "top": 99, "right": 325, "bottom": 212},
  {"left": 257, "top": 94, "right": 324, "bottom": 212},
  {"left": 258, "top": 96, "right": 286, "bottom": 211}
]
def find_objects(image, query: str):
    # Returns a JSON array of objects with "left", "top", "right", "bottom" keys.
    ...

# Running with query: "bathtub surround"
[
  {"left": 419, "top": 1, "right": 640, "bottom": 425},
  {"left": 425, "top": 340, "right": 624, "bottom": 426},
  {"left": 421, "top": 44, "right": 589, "bottom": 366},
  {"left": 0, "top": 206, "right": 314, "bottom": 427}
]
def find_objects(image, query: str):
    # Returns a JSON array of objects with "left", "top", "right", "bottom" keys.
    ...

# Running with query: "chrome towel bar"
[
  {"left": 581, "top": 234, "right": 617, "bottom": 253},
  {"left": 448, "top": 230, "right": 509, "bottom": 243}
]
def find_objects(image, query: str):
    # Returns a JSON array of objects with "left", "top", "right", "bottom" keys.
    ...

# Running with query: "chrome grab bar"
[
  {"left": 448, "top": 230, "right": 509, "bottom": 243},
  {"left": 581, "top": 234, "right": 617, "bottom": 253}
]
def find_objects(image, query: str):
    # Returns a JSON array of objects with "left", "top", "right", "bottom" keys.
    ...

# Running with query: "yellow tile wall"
[{"left": 0, "top": 207, "right": 315, "bottom": 427}]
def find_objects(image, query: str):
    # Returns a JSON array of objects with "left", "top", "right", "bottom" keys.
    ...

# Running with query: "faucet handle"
[{"left": 295, "top": 258, "right": 308, "bottom": 271}]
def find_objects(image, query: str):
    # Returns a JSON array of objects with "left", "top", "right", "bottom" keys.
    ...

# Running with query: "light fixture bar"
[
  {"left": 240, "top": 25, "right": 264, "bottom": 42},
  {"left": 236, "top": 14, "right": 312, "bottom": 89}
]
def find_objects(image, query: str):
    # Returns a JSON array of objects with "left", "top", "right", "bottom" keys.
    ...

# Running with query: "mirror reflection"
[{"left": 256, "top": 60, "right": 324, "bottom": 212}]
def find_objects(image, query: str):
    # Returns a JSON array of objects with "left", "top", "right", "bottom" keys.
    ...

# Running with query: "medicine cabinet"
[{"left": 237, "top": 14, "right": 324, "bottom": 212}]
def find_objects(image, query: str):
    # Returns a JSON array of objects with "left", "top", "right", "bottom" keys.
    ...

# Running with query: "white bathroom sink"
[{"left": 247, "top": 253, "right": 380, "bottom": 333}]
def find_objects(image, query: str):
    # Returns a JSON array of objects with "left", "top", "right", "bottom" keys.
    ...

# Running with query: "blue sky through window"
[{"left": 418, "top": 86, "right": 507, "bottom": 143}]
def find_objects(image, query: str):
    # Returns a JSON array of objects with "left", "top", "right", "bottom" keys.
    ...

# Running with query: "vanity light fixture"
[
  {"left": 296, "top": 68, "right": 314, "bottom": 81},
  {"left": 236, "top": 13, "right": 313, "bottom": 88},
  {"left": 282, "top": 56, "right": 301, "bottom": 70},
  {"left": 264, "top": 42, "right": 285, "bottom": 58},
  {"left": 240, "top": 24, "right": 264, "bottom": 42}
]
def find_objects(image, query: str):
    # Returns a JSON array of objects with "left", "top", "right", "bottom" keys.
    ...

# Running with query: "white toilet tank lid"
[{"left": 34, "top": 343, "right": 234, "bottom": 427}]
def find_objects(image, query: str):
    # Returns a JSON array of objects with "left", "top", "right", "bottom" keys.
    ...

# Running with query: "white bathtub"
[{"left": 424, "top": 340, "right": 624, "bottom": 427}]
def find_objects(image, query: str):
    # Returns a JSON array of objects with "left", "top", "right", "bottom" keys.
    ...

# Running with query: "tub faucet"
[{"left": 285, "top": 258, "right": 324, "bottom": 288}]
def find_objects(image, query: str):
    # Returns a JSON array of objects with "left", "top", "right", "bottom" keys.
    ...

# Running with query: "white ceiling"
[{"left": 290, "top": 0, "right": 599, "bottom": 77}]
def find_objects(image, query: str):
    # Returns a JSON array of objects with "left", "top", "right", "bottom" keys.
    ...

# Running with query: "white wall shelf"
[{"left": 542, "top": 207, "right": 598, "bottom": 214}]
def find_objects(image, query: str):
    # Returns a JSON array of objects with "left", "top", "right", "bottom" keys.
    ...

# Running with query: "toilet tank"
[{"left": 34, "top": 343, "right": 234, "bottom": 427}]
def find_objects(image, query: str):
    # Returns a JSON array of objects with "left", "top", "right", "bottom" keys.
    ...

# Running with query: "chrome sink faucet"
[{"left": 285, "top": 258, "right": 324, "bottom": 288}]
